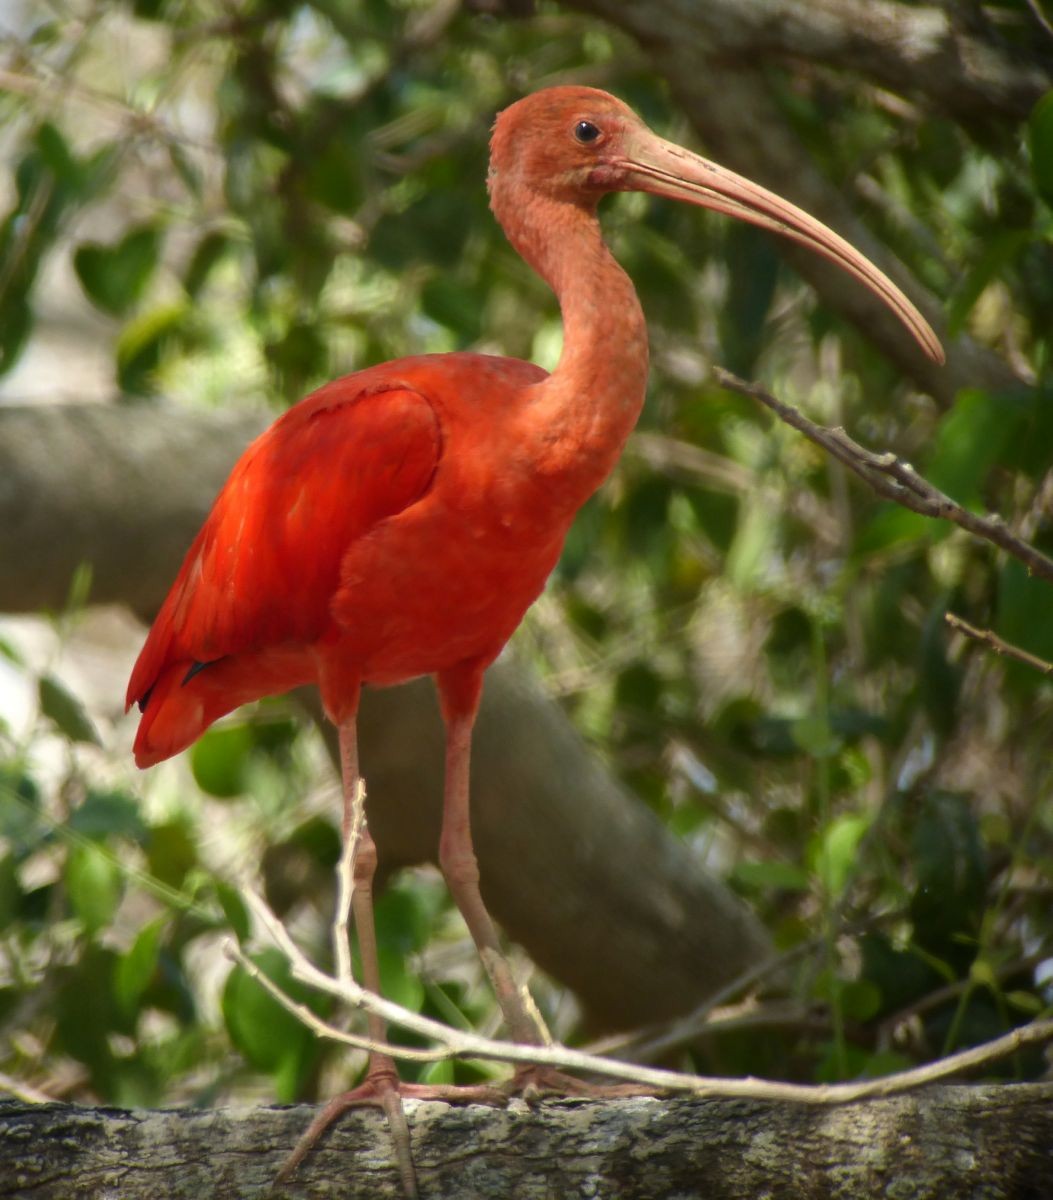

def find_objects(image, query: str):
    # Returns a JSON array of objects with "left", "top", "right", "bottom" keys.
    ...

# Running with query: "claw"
[{"left": 276, "top": 1074, "right": 508, "bottom": 1195}]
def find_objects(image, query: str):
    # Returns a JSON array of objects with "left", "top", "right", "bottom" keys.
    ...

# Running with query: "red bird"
[{"left": 128, "top": 85, "right": 942, "bottom": 1170}]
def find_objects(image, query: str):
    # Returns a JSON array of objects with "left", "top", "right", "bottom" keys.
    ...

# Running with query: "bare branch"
[
  {"left": 241, "top": 877, "right": 1053, "bottom": 1107},
  {"left": 5, "top": 1086, "right": 1053, "bottom": 1198},
  {"left": 946, "top": 613, "right": 1053, "bottom": 677},
  {"left": 713, "top": 368, "right": 1053, "bottom": 586},
  {"left": 569, "top": 0, "right": 1051, "bottom": 123},
  {"left": 1026, "top": 0, "right": 1053, "bottom": 43}
]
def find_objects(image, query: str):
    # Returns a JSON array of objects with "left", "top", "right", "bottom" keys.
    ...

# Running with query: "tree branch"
[
  {"left": 946, "top": 613, "right": 1053, "bottom": 676},
  {"left": 568, "top": 0, "right": 1052, "bottom": 124},
  {"left": 713, "top": 367, "right": 1053, "bottom": 585},
  {"left": 2, "top": 1086, "right": 1052, "bottom": 1199},
  {"left": 233, "top": 874, "right": 1053, "bottom": 1103}
]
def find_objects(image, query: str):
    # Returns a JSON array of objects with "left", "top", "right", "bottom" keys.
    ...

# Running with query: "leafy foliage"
[{"left": 0, "top": 0, "right": 1050, "bottom": 1113}]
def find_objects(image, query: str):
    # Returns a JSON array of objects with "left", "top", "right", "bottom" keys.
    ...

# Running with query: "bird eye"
[{"left": 574, "top": 120, "right": 601, "bottom": 144}]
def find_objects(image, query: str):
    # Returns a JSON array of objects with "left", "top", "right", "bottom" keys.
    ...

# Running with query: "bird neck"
[{"left": 499, "top": 193, "right": 650, "bottom": 487}]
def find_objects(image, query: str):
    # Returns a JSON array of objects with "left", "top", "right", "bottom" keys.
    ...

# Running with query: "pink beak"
[{"left": 611, "top": 131, "right": 944, "bottom": 365}]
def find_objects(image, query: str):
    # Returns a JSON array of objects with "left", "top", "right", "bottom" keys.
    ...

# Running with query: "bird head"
[{"left": 489, "top": 86, "right": 943, "bottom": 364}]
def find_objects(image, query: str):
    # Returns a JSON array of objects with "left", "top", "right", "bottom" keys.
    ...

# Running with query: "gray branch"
[
  {"left": 3, "top": 1086, "right": 1052, "bottom": 1198},
  {"left": 571, "top": 0, "right": 1051, "bottom": 123},
  {"left": 714, "top": 367, "right": 1053, "bottom": 586}
]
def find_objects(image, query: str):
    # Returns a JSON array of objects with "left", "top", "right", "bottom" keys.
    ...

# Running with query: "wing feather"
[{"left": 126, "top": 378, "right": 442, "bottom": 711}]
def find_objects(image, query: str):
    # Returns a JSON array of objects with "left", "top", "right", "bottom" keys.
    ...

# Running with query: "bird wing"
[{"left": 126, "top": 378, "right": 442, "bottom": 711}]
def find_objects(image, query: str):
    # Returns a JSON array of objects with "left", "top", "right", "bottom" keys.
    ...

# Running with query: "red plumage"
[
  {"left": 126, "top": 88, "right": 942, "bottom": 1179},
  {"left": 126, "top": 353, "right": 563, "bottom": 765}
]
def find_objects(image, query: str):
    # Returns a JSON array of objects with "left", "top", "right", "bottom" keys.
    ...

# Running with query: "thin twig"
[
  {"left": 1025, "top": 0, "right": 1053, "bottom": 41},
  {"left": 0, "top": 1072, "right": 54, "bottom": 1105},
  {"left": 878, "top": 951, "right": 1052, "bottom": 1045},
  {"left": 586, "top": 930, "right": 822, "bottom": 1062},
  {"left": 713, "top": 368, "right": 1053, "bottom": 586},
  {"left": 946, "top": 613, "right": 1053, "bottom": 677},
  {"left": 226, "top": 941, "right": 439, "bottom": 1063},
  {"left": 333, "top": 776, "right": 367, "bottom": 988},
  {"left": 240, "top": 883, "right": 1053, "bottom": 1105}
]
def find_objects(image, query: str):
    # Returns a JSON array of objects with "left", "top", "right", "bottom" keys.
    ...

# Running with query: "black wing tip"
[
  {"left": 136, "top": 657, "right": 221, "bottom": 714},
  {"left": 182, "top": 658, "right": 222, "bottom": 686}
]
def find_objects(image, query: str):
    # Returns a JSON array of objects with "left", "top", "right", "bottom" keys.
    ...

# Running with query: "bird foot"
[
  {"left": 506, "top": 1064, "right": 660, "bottom": 1102},
  {"left": 275, "top": 1071, "right": 507, "bottom": 1196}
]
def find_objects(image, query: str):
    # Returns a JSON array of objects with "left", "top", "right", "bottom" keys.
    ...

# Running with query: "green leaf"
[
  {"left": 839, "top": 978, "right": 881, "bottom": 1022},
  {"left": 790, "top": 714, "right": 841, "bottom": 759},
  {"left": 814, "top": 1039, "right": 870, "bottom": 1084},
  {"left": 66, "top": 843, "right": 123, "bottom": 934},
  {"left": 0, "top": 853, "right": 21, "bottom": 932},
  {"left": 33, "top": 121, "right": 81, "bottom": 189},
  {"left": 726, "top": 496, "right": 777, "bottom": 589},
  {"left": 0, "top": 301, "right": 32, "bottom": 381},
  {"left": 0, "top": 634, "right": 23, "bottom": 667},
  {"left": 304, "top": 134, "right": 365, "bottom": 216},
  {"left": 1005, "top": 990, "right": 1044, "bottom": 1014},
  {"left": 0, "top": 766, "right": 42, "bottom": 852},
  {"left": 55, "top": 945, "right": 127, "bottom": 1084},
  {"left": 860, "top": 932, "right": 941, "bottom": 1014},
  {"left": 116, "top": 301, "right": 189, "bottom": 395},
  {"left": 855, "top": 505, "right": 932, "bottom": 558},
  {"left": 115, "top": 916, "right": 166, "bottom": 1017},
  {"left": 167, "top": 141, "right": 202, "bottom": 196},
  {"left": 222, "top": 949, "right": 320, "bottom": 1099},
  {"left": 38, "top": 674, "right": 101, "bottom": 745},
  {"left": 183, "top": 230, "right": 232, "bottom": 297},
  {"left": 215, "top": 882, "right": 251, "bottom": 942},
  {"left": 374, "top": 884, "right": 432, "bottom": 959},
  {"left": 69, "top": 789, "right": 147, "bottom": 842},
  {"left": 146, "top": 818, "right": 198, "bottom": 889},
  {"left": 614, "top": 661, "right": 663, "bottom": 715},
  {"left": 421, "top": 275, "right": 483, "bottom": 343},
  {"left": 1029, "top": 90, "right": 1053, "bottom": 208},
  {"left": 909, "top": 791, "right": 985, "bottom": 961},
  {"left": 73, "top": 224, "right": 163, "bottom": 316},
  {"left": 718, "top": 222, "right": 778, "bottom": 375},
  {"left": 859, "top": 1049, "right": 913, "bottom": 1078},
  {"left": 997, "top": 558, "right": 1053, "bottom": 691},
  {"left": 947, "top": 231, "right": 1030, "bottom": 335},
  {"left": 190, "top": 724, "right": 254, "bottom": 798},
  {"left": 64, "top": 561, "right": 94, "bottom": 614},
  {"left": 814, "top": 813, "right": 871, "bottom": 898},
  {"left": 918, "top": 601, "right": 961, "bottom": 738},
  {"left": 418, "top": 1059, "right": 455, "bottom": 1086},
  {"left": 373, "top": 943, "right": 424, "bottom": 1014},
  {"left": 731, "top": 860, "right": 810, "bottom": 892},
  {"left": 925, "top": 389, "right": 1025, "bottom": 508}
]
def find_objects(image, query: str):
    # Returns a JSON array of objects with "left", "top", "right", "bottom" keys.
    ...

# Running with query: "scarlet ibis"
[{"left": 127, "top": 85, "right": 941, "bottom": 1174}]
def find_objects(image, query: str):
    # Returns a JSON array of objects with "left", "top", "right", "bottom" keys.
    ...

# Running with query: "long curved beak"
[{"left": 616, "top": 132, "right": 944, "bottom": 365}]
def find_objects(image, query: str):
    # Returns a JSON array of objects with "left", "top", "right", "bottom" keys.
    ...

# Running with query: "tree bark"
[
  {"left": 2, "top": 1086, "right": 1051, "bottom": 1198},
  {"left": 571, "top": 0, "right": 1051, "bottom": 123},
  {"left": 0, "top": 402, "right": 770, "bottom": 1031}
]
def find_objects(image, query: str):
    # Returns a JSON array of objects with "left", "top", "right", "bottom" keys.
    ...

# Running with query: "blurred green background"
[{"left": 0, "top": 0, "right": 1051, "bottom": 1110}]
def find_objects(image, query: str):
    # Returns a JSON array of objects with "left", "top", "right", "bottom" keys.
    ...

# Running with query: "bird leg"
[
  {"left": 436, "top": 665, "right": 549, "bottom": 1050},
  {"left": 437, "top": 667, "right": 660, "bottom": 1102},
  {"left": 278, "top": 717, "right": 504, "bottom": 1193}
]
